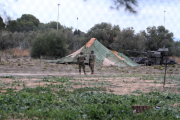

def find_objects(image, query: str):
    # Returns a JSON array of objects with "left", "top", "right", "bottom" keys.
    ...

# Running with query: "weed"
[
  {"left": 23, "top": 83, "right": 26, "bottom": 88},
  {"left": 73, "top": 82, "right": 82, "bottom": 85},
  {"left": 43, "top": 64, "right": 47, "bottom": 69},
  {"left": 132, "top": 90, "right": 143, "bottom": 94},
  {"left": 73, "top": 87, "right": 106, "bottom": 93},
  {"left": 153, "top": 80, "right": 157, "bottom": 84},
  {"left": 0, "top": 62, "right": 5, "bottom": 65},
  {"left": 132, "top": 67, "right": 136, "bottom": 70},
  {"left": 172, "top": 64, "right": 176, "bottom": 67},
  {"left": 154, "top": 65, "right": 159, "bottom": 69},
  {"left": 159, "top": 66, "right": 163, "bottom": 70},
  {"left": 167, "top": 71, "right": 173, "bottom": 74},
  {"left": 109, "top": 89, "right": 114, "bottom": 92},
  {"left": 114, "top": 67, "right": 119, "bottom": 70}
]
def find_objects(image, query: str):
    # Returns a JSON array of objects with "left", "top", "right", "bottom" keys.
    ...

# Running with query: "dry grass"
[
  {"left": 170, "top": 56, "right": 180, "bottom": 64},
  {"left": 1, "top": 49, "right": 30, "bottom": 58}
]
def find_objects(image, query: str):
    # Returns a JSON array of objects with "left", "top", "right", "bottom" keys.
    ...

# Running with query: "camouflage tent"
[{"left": 51, "top": 38, "right": 140, "bottom": 67}]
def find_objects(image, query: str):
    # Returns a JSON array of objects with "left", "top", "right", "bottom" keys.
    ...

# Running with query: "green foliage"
[
  {"left": 86, "top": 22, "right": 120, "bottom": 48},
  {"left": 172, "top": 41, "right": 180, "bottom": 57},
  {"left": 6, "top": 20, "right": 19, "bottom": 33},
  {"left": 38, "top": 21, "right": 62, "bottom": 30},
  {"left": 141, "top": 26, "right": 174, "bottom": 55},
  {"left": 154, "top": 65, "right": 159, "bottom": 69},
  {"left": 73, "top": 87, "right": 106, "bottom": 93},
  {"left": 17, "top": 14, "right": 40, "bottom": 32},
  {"left": 0, "top": 16, "right": 5, "bottom": 30},
  {"left": 4, "top": 76, "right": 15, "bottom": 79},
  {"left": 110, "top": 27, "right": 145, "bottom": 56},
  {"left": 6, "top": 14, "right": 40, "bottom": 32},
  {"left": 74, "top": 29, "right": 81, "bottom": 35},
  {"left": 111, "top": 0, "right": 138, "bottom": 14},
  {"left": 1, "top": 87, "right": 180, "bottom": 119},
  {"left": 31, "top": 29, "right": 69, "bottom": 58},
  {"left": 1, "top": 75, "right": 180, "bottom": 119}
]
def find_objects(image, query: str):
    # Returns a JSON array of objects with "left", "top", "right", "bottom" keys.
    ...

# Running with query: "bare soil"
[{"left": 0, "top": 57, "right": 180, "bottom": 94}]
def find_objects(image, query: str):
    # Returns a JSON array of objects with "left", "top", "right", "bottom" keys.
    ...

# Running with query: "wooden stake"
[{"left": 163, "top": 57, "right": 167, "bottom": 89}]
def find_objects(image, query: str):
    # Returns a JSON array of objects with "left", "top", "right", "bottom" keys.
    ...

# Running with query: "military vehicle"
[{"left": 127, "top": 47, "right": 177, "bottom": 66}]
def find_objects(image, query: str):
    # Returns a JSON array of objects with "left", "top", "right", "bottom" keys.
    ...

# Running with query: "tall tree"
[
  {"left": 86, "top": 22, "right": 120, "bottom": 48},
  {"left": 141, "top": 25, "right": 174, "bottom": 55},
  {"left": 17, "top": 14, "right": 40, "bottom": 32},
  {"left": 38, "top": 21, "right": 62, "bottom": 31},
  {"left": 110, "top": 27, "right": 145, "bottom": 56},
  {"left": 6, "top": 20, "right": 18, "bottom": 32},
  {"left": 0, "top": 16, "right": 5, "bottom": 30}
]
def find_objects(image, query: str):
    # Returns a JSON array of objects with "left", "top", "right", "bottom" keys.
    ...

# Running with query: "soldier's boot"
[
  {"left": 91, "top": 71, "right": 93, "bottom": 75},
  {"left": 79, "top": 72, "right": 81, "bottom": 74},
  {"left": 92, "top": 72, "right": 94, "bottom": 74},
  {"left": 84, "top": 72, "right": 87, "bottom": 75}
]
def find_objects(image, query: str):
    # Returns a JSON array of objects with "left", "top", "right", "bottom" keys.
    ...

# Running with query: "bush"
[{"left": 31, "top": 29, "right": 68, "bottom": 58}]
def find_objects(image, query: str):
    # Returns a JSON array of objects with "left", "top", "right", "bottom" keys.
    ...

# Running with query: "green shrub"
[
  {"left": 31, "top": 29, "right": 69, "bottom": 58},
  {"left": 154, "top": 65, "right": 159, "bottom": 69}
]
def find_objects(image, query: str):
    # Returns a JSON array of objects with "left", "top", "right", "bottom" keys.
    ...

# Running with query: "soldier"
[
  {"left": 77, "top": 52, "right": 87, "bottom": 75},
  {"left": 89, "top": 50, "right": 96, "bottom": 74}
]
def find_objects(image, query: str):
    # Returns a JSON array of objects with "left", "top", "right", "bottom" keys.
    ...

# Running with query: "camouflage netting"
[{"left": 50, "top": 38, "right": 140, "bottom": 67}]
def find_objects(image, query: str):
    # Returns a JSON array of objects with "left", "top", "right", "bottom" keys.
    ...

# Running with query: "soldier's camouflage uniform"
[
  {"left": 77, "top": 54, "right": 86, "bottom": 75},
  {"left": 89, "top": 52, "right": 96, "bottom": 74}
]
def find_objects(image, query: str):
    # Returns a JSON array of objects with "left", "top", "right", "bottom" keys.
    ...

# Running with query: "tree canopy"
[
  {"left": 0, "top": 16, "right": 5, "bottom": 30},
  {"left": 17, "top": 14, "right": 40, "bottom": 32},
  {"left": 86, "top": 22, "right": 120, "bottom": 48},
  {"left": 6, "top": 20, "right": 19, "bottom": 32},
  {"left": 140, "top": 26, "right": 174, "bottom": 55}
]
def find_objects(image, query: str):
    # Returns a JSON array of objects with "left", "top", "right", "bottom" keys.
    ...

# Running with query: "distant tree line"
[{"left": 0, "top": 14, "right": 180, "bottom": 58}]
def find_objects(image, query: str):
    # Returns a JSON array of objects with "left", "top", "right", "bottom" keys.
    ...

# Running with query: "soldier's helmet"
[
  {"left": 80, "top": 52, "right": 83, "bottom": 55},
  {"left": 91, "top": 50, "right": 94, "bottom": 53}
]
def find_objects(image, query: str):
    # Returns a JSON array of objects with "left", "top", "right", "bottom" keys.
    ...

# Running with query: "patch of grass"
[
  {"left": 4, "top": 76, "right": 15, "bottom": 79},
  {"left": 73, "top": 82, "right": 82, "bottom": 85},
  {"left": 73, "top": 87, "right": 106, "bottom": 93},
  {"left": 0, "top": 62, "right": 5, "bottom": 65},
  {"left": 109, "top": 89, "right": 114, "bottom": 92},
  {"left": 159, "top": 66, "right": 163, "bottom": 70},
  {"left": 131, "top": 90, "right": 143, "bottom": 94},
  {"left": 75, "top": 66, "right": 79, "bottom": 69},
  {"left": 154, "top": 65, "right": 159, "bottom": 69},
  {"left": 172, "top": 64, "right": 176, "bottom": 67},
  {"left": 153, "top": 80, "right": 157, "bottom": 84},
  {"left": 167, "top": 71, "right": 173, "bottom": 74},
  {"left": 132, "top": 67, "right": 136, "bottom": 70},
  {"left": 43, "top": 64, "right": 47, "bottom": 69}
]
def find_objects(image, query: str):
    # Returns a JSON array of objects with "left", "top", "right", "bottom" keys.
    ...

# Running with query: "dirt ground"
[{"left": 0, "top": 57, "right": 180, "bottom": 94}]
